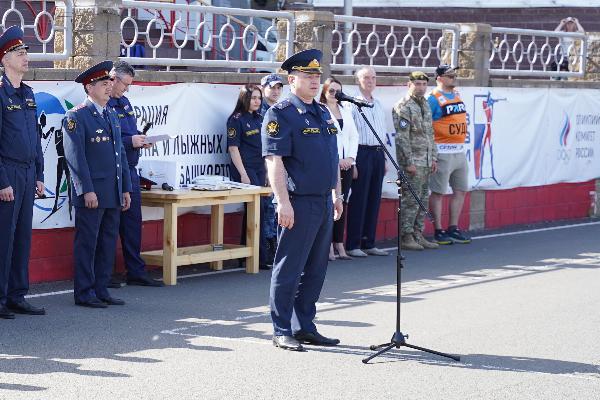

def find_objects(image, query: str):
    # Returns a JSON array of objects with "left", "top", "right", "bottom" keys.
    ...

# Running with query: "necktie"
[{"left": 102, "top": 108, "right": 112, "bottom": 134}]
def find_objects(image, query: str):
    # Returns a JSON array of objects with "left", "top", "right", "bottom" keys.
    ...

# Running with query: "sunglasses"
[{"left": 327, "top": 88, "right": 339, "bottom": 94}]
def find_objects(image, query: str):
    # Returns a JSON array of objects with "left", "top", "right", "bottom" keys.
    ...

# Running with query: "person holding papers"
[
  {"left": 107, "top": 60, "right": 163, "bottom": 287},
  {"left": 226, "top": 84, "right": 270, "bottom": 270}
]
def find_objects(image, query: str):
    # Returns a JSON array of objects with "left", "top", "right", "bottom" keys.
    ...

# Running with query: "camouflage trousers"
[{"left": 401, "top": 166, "right": 431, "bottom": 235}]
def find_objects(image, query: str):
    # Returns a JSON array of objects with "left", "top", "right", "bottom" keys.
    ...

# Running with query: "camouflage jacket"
[{"left": 392, "top": 94, "right": 437, "bottom": 167}]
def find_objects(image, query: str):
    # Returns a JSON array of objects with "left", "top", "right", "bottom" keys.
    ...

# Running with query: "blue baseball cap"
[{"left": 261, "top": 73, "right": 283, "bottom": 87}]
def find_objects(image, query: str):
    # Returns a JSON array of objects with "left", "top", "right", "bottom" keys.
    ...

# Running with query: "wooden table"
[{"left": 140, "top": 186, "right": 272, "bottom": 285}]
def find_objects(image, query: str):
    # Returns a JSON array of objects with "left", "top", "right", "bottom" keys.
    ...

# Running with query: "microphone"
[
  {"left": 334, "top": 91, "right": 374, "bottom": 108},
  {"left": 141, "top": 122, "right": 153, "bottom": 135}
]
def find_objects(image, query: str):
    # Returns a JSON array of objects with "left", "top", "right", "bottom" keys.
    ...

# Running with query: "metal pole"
[{"left": 343, "top": 0, "right": 352, "bottom": 74}]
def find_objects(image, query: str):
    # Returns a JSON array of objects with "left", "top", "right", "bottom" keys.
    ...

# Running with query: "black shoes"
[
  {"left": 259, "top": 264, "right": 272, "bottom": 271},
  {"left": 6, "top": 300, "right": 46, "bottom": 315},
  {"left": 272, "top": 335, "right": 304, "bottom": 351},
  {"left": 75, "top": 298, "right": 108, "bottom": 309},
  {"left": 294, "top": 330, "right": 340, "bottom": 346},
  {"left": 99, "top": 297, "right": 125, "bottom": 306},
  {"left": 126, "top": 274, "right": 164, "bottom": 287},
  {"left": 0, "top": 305, "right": 15, "bottom": 319},
  {"left": 108, "top": 276, "right": 123, "bottom": 289}
]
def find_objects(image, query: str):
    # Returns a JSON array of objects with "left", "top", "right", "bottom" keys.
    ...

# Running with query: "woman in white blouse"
[{"left": 320, "top": 77, "right": 359, "bottom": 261}]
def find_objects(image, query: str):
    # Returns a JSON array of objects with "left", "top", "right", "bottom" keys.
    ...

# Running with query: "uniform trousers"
[
  {"left": 74, "top": 206, "right": 120, "bottom": 303},
  {"left": 0, "top": 162, "right": 35, "bottom": 305},
  {"left": 270, "top": 194, "right": 333, "bottom": 336},
  {"left": 119, "top": 167, "right": 146, "bottom": 278},
  {"left": 401, "top": 166, "right": 431, "bottom": 235},
  {"left": 345, "top": 146, "right": 385, "bottom": 250}
]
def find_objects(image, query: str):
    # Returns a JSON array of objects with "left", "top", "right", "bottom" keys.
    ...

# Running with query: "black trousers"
[{"left": 332, "top": 167, "right": 353, "bottom": 243}]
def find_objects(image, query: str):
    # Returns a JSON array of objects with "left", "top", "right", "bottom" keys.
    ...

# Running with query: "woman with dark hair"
[
  {"left": 226, "top": 84, "right": 269, "bottom": 269},
  {"left": 319, "top": 77, "right": 359, "bottom": 261}
]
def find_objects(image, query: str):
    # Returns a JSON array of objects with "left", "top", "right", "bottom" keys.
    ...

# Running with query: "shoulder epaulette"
[{"left": 275, "top": 99, "right": 292, "bottom": 110}]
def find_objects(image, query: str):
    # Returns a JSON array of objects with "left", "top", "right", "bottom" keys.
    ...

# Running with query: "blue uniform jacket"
[
  {"left": 0, "top": 74, "right": 43, "bottom": 188},
  {"left": 261, "top": 93, "right": 339, "bottom": 196},
  {"left": 108, "top": 95, "right": 140, "bottom": 167},
  {"left": 62, "top": 99, "right": 132, "bottom": 208},
  {"left": 227, "top": 110, "right": 264, "bottom": 169}
]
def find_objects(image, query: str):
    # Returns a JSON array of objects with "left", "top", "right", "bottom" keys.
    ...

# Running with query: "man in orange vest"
[{"left": 426, "top": 65, "right": 471, "bottom": 245}]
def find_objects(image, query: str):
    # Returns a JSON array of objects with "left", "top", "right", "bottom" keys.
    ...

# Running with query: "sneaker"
[
  {"left": 401, "top": 234, "right": 424, "bottom": 251},
  {"left": 413, "top": 232, "right": 439, "bottom": 249},
  {"left": 347, "top": 249, "right": 368, "bottom": 257},
  {"left": 364, "top": 247, "right": 389, "bottom": 256},
  {"left": 447, "top": 228, "right": 471, "bottom": 244},
  {"left": 434, "top": 230, "right": 454, "bottom": 245}
]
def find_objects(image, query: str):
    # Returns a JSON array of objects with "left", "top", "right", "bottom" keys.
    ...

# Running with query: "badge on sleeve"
[
  {"left": 399, "top": 118, "right": 409, "bottom": 130},
  {"left": 66, "top": 118, "right": 76, "bottom": 132},
  {"left": 228, "top": 127, "right": 237, "bottom": 138},
  {"left": 266, "top": 121, "right": 279, "bottom": 136}
]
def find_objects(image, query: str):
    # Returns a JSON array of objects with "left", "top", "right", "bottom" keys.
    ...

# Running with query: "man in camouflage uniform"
[{"left": 392, "top": 71, "right": 439, "bottom": 250}]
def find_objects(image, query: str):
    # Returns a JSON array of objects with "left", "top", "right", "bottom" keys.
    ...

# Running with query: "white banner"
[{"left": 28, "top": 82, "right": 600, "bottom": 229}]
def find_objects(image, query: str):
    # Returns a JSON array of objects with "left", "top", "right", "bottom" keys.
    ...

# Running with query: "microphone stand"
[{"left": 351, "top": 104, "right": 460, "bottom": 364}]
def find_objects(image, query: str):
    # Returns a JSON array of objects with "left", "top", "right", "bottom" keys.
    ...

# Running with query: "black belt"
[{"left": 359, "top": 144, "right": 383, "bottom": 150}]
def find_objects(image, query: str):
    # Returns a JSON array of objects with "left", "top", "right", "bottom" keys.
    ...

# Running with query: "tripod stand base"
[{"left": 362, "top": 332, "right": 460, "bottom": 364}]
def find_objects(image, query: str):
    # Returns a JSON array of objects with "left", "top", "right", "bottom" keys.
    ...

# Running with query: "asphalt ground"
[{"left": 1, "top": 221, "right": 599, "bottom": 399}]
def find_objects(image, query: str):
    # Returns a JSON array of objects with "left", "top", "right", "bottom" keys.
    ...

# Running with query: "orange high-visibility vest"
[{"left": 431, "top": 89, "right": 467, "bottom": 145}]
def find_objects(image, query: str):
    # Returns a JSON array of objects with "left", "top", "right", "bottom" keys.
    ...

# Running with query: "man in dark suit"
[
  {"left": 0, "top": 26, "right": 46, "bottom": 319},
  {"left": 62, "top": 60, "right": 132, "bottom": 308}
]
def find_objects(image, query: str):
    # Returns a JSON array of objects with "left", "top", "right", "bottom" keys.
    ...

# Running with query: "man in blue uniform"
[
  {"left": 262, "top": 49, "right": 343, "bottom": 351},
  {"left": 0, "top": 26, "right": 46, "bottom": 319},
  {"left": 62, "top": 60, "right": 132, "bottom": 308},
  {"left": 108, "top": 60, "right": 162, "bottom": 287}
]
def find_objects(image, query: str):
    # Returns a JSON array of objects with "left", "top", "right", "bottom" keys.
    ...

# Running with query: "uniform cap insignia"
[
  {"left": 227, "top": 127, "right": 237, "bottom": 138},
  {"left": 308, "top": 59, "right": 320, "bottom": 68},
  {"left": 266, "top": 121, "right": 279, "bottom": 136}
]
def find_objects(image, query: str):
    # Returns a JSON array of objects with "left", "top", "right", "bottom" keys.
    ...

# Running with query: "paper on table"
[{"left": 142, "top": 134, "right": 173, "bottom": 144}]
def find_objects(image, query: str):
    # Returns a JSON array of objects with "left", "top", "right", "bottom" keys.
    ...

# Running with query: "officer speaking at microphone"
[
  {"left": 62, "top": 61, "right": 132, "bottom": 308},
  {"left": 0, "top": 26, "right": 46, "bottom": 319},
  {"left": 262, "top": 49, "right": 343, "bottom": 351}
]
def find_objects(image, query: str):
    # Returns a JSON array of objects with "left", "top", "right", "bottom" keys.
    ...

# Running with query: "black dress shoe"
[
  {"left": 0, "top": 305, "right": 15, "bottom": 319},
  {"left": 272, "top": 335, "right": 304, "bottom": 351},
  {"left": 99, "top": 297, "right": 125, "bottom": 306},
  {"left": 126, "top": 274, "right": 164, "bottom": 287},
  {"left": 75, "top": 298, "right": 108, "bottom": 308},
  {"left": 259, "top": 264, "right": 272, "bottom": 271},
  {"left": 6, "top": 300, "right": 46, "bottom": 315},
  {"left": 294, "top": 330, "right": 340, "bottom": 346},
  {"left": 108, "top": 277, "right": 123, "bottom": 289}
]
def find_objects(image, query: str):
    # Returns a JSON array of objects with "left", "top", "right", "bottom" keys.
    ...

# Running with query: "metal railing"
[
  {"left": 331, "top": 15, "right": 460, "bottom": 73},
  {"left": 120, "top": 0, "right": 294, "bottom": 71},
  {"left": 489, "top": 27, "right": 587, "bottom": 78},
  {"left": 0, "top": 0, "right": 72, "bottom": 62}
]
